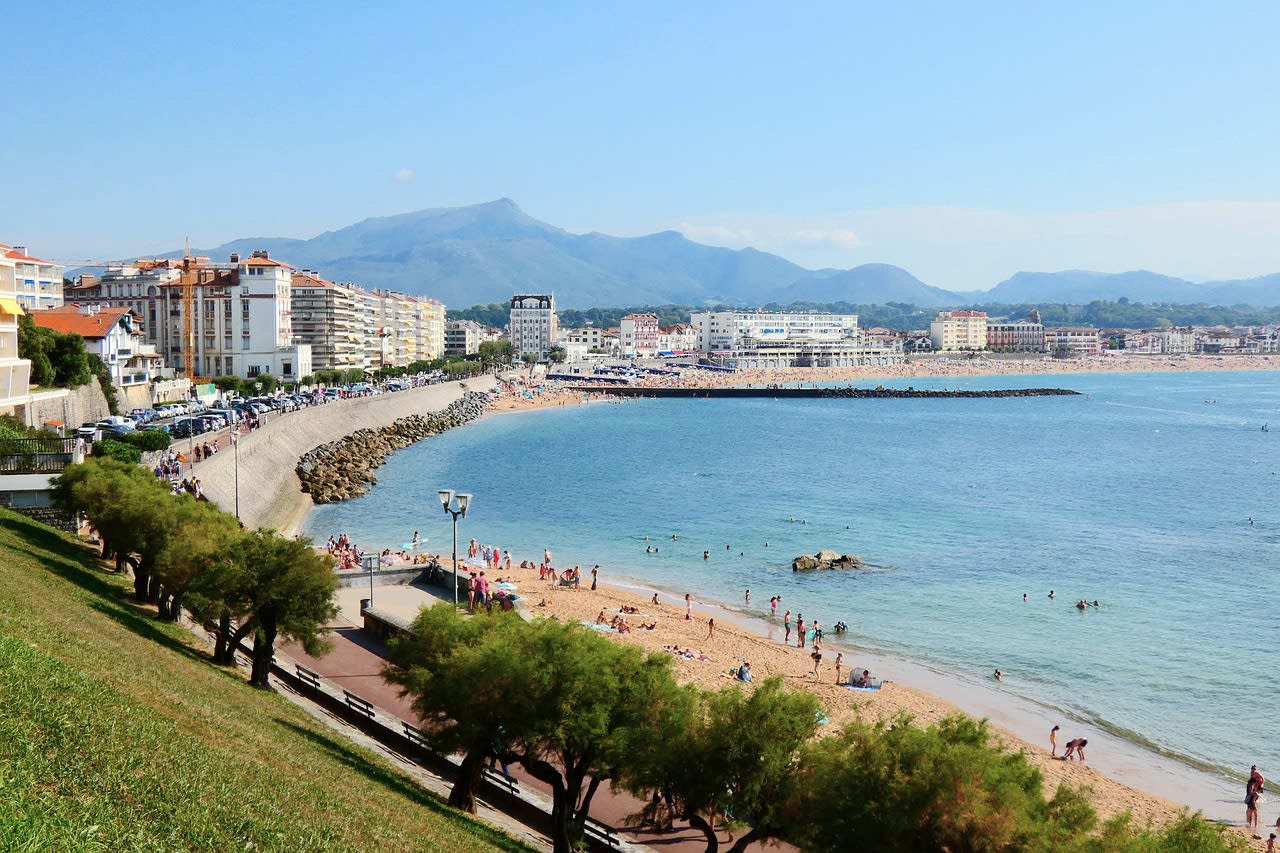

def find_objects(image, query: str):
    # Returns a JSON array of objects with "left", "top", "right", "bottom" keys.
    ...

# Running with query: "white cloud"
[
  {"left": 665, "top": 201, "right": 1280, "bottom": 290},
  {"left": 392, "top": 168, "right": 416, "bottom": 184}
]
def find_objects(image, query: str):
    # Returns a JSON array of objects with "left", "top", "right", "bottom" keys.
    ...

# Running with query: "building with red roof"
[{"left": 0, "top": 244, "right": 63, "bottom": 312}]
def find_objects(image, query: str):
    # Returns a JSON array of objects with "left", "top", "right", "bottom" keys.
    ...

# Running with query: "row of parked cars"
[{"left": 73, "top": 374, "right": 445, "bottom": 443}]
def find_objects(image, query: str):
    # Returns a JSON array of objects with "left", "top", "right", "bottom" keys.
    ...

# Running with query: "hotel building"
[
  {"left": 1044, "top": 327, "right": 1101, "bottom": 356},
  {"left": 619, "top": 313, "right": 660, "bottom": 357},
  {"left": 510, "top": 294, "right": 558, "bottom": 358},
  {"left": 929, "top": 310, "right": 989, "bottom": 351},
  {"left": 986, "top": 320, "right": 1045, "bottom": 352}
]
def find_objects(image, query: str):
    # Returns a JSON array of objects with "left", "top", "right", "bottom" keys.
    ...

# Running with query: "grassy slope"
[{"left": 0, "top": 508, "right": 533, "bottom": 853}]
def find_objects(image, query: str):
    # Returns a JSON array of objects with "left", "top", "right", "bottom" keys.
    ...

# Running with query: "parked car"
[
  {"left": 128, "top": 407, "right": 154, "bottom": 423},
  {"left": 169, "top": 418, "right": 205, "bottom": 439},
  {"left": 76, "top": 422, "right": 101, "bottom": 440},
  {"left": 98, "top": 416, "right": 136, "bottom": 429}
]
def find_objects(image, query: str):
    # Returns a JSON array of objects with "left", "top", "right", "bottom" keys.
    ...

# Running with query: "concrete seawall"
[
  {"left": 194, "top": 381, "right": 468, "bottom": 534},
  {"left": 569, "top": 385, "right": 1079, "bottom": 399}
]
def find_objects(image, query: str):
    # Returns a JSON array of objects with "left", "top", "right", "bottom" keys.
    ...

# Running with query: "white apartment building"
[
  {"left": 929, "top": 310, "right": 989, "bottom": 351},
  {"left": 33, "top": 304, "right": 162, "bottom": 389},
  {"left": 691, "top": 311, "right": 860, "bottom": 352},
  {"left": 510, "top": 294, "right": 558, "bottom": 358},
  {"left": 619, "top": 313, "right": 660, "bottom": 357},
  {"left": 563, "top": 326, "right": 604, "bottom": 352},
  {"left": 64, "top": 251, "right": 310, "bottom": 381},
  {"left": 371, "top": 291, "right": 446, "bottom": 368},
  {"left": 292, "top": 272, "right": 376, "bottom": 373},
  {"left": 2, "top": 244, "right": 63, "bottom": 312},
  {"left": 1045, "top": 327, "right": 1101, "bottom": 356},
  {"left": 445, "top": 319, "right": 483, "bottom": 356},
  {"left": 0, "top": 256, "right": 32, "bottom": 412},
  {"left": 1153, "top": 327, "right": 1197, "bottom": 354}
]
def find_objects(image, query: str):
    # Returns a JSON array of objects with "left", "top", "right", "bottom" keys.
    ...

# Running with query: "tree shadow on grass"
[
  {"left": 274, "top": 719, "right": 535, "bottom": 853},
  {"left": 0, "top": 515, "right": 210, "bottom": 667}
]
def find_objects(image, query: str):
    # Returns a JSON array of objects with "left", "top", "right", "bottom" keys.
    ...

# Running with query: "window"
[
  {"left": 247, "top": 365, "right": 261, "bottom": 377},
  {"left": 282, "top": 361, "right": 292, "bottom": 376}
]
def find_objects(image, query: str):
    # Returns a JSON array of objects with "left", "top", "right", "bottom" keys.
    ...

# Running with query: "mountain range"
[{"left": 167, "top": 199, "right": 1280, "bottom": 309}]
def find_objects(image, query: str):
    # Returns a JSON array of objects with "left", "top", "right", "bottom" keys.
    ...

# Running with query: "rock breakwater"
[{"left": 296, "top": 392, "right": 489, "bottom": 504}]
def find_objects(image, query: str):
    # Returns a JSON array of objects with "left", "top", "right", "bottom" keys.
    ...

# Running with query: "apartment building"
[
  {"left": 563, "top": 326, "right": 604, "bottom": 352},
  {"left": 657, "top": 323, "right": 697, "bottom": 353},
  {"left": 510, "top": 294, "right": 558, "bottom": 358},
  {"left": 445, "top": 319, "right": 483, "bottom": 356},
  {"left": 291, "top": 271, "right": 376, "bottom": 373},
  {"left": 1, "top": 244, "right": 63, "bottom": 312},
  {"left": 33, "top": 304, "right": 162, "bottom": 389},
  {"left": 929, "top": 310, "right": 989, "bottom": 351},
  {"left": 0, "top": 256, "right": 32, "bottom": 412},
  {"left": 1044, "top": 327, "right": 1101, "bottom": 356},
  {"left": 63, "top": 252, "right": 310, "bottom": 381},
  {"left": 619, "top": 313, "right": 659, "bottom": 357},
  {"left": 371, "top": 291, "right": 445, "bottom": 367}
]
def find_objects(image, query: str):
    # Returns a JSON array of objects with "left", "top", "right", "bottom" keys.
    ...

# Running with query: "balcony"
[{"left": 0, "top": 438, "right": 79, "bottom": 474}]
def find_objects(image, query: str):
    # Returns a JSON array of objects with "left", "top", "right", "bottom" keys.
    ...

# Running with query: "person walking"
[
  {"left": 1050, "top": 725, "right": 1059, "bottom": 756},
  {"left": 591, "top": 565, "right": 599, "bottom": 591},
  {"left": 685, "top": 593, "right": 692, "bottom": 621},
  {"left": 783, "top": 610, "right": 792, "bottom": 643},
  {"left": 810, "top": 647, "right": 823, "bottom": 678},
  {"left": 834, "top": 652, "right": 844, "bottom": 684},
  {"left": 706, "top": 619, "right": 716, "bottom": 640},
  {"left": 796, "top": 615, "right": 806, "bottom": 648}
]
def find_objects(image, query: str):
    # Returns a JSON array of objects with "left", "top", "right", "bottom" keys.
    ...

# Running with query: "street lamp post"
[
  {"left": 230, "top": 426, "right": 241, "bottom": 521},
  {"left": 438, "top": 489, "right": 472, "bottom": 610}
]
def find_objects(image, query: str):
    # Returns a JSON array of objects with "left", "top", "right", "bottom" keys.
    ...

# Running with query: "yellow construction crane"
[{"left": 181, "top": 237, "right": 196, "bottom": 382}]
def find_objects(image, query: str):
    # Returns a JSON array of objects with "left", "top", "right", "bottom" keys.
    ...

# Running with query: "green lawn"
[{"left": 0, "top": 508, "right": 535, "bottom": 852}]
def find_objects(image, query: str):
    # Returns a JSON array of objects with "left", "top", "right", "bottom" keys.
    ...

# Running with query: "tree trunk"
[
  {"left": 522, "top": 757, "right": 580, "bottom": 853},
  {"left": 250, "top": 618, "right": 277, "bottom": 688},
  {"left": 447, "top": 745, "right": 487, "bottom": 813},
  {"left": 686, "top": 813, "right": 719, "bottom": 853},
  {"left": 725, "top": 825, "right": 769, "bottom": 853},
  {"left": 213, "top": 611, "right": 233, "bottom": 664}
]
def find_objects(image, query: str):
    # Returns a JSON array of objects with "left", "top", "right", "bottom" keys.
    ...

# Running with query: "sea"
[{"left": 306, "top": 369, "right": 1278, "bottom": 818}]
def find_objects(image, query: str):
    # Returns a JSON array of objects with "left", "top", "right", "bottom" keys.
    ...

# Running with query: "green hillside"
[{"left": 0, "top": 508, "right": 533, "bottom": 852}]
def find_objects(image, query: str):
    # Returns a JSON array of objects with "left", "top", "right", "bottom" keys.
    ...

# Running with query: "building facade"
[
  {"left": 0, "top": 256, "right": 32, "bottom": 411},
  {"left": 1045, "top": 327, "right": 1101, "bottom": 356},
  {"left": 291, "top": 272, "right": 376, "bottom": 373},
  {"left": 986, "top": 321, "right": 1045, "bottom": 352},
  {"left": 445, "top": 319, "right": 483, "bottom": 356},
  {"left": 510, "top": 294, "right": 558, "bottom": 358},
  {"left": 1, "top": 244, "right": 63, "bottom": 312},
  {"left": 33, "top": 304, "right": 162, "bottom": 389},
  {"left": 691, "top": 311, "right": 860, "bottom": 352},
  {"left": 619, "top": 313, "right": 660, "bottom": 357},
  {"left": 929, "top": 310, "right": 989, "bottom": 351},
  {"left": 62, "top": 252, "right": 310, "bottom": 381}
]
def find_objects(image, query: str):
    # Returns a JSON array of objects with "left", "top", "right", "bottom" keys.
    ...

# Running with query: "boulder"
[{"left": 793, "top": 550, "right": 865, "bottom": 571}]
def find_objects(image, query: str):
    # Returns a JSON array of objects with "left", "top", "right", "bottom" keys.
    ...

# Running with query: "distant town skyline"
[{"left": 7, "top": 1, "right": 1280, "bottom": 291}]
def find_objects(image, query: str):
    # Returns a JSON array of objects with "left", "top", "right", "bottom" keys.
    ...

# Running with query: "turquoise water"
[{"left": 307, "top": 370, "right": 1279, "bottom": 782}]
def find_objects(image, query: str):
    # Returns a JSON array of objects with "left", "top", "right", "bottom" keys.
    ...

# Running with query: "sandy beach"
[{"left": 207, "top": 355, "right": 1274, "bottom": 843}]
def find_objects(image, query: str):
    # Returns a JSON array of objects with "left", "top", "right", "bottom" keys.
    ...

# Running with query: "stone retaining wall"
[{"left": 296, "top": 392, "right": 490, "bottom": 504}]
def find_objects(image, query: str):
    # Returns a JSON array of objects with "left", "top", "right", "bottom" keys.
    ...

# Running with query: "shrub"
[
  {"left": 93, "top": 439, "right": 142, "bottom": 464},
  {"left": 119, "top": 431, "right": 172, "bottom": 452}
]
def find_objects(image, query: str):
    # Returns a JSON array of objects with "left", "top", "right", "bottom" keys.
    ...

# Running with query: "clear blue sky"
[{"left": 7, "top": 1, "right": 1280, "bottom": 291}]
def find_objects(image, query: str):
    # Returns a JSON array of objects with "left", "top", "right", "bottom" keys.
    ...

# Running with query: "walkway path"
[{"left": 283, "top": 582, "right": 776, "bottom": 853}]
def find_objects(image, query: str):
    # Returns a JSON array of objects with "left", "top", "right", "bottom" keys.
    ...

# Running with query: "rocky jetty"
[
  {"left": 296, "top": 392, "right": 489, "bottom": 504},
  {"left": 570, "top": 386, "right": 1079, "bottom": 399},
  {"left": 792, "top": 549, "right": 863, "bottom": 571}
]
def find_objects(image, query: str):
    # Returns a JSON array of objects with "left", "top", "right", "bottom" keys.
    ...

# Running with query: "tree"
[
  {"left": 504, "top": 621, "right": 683, "bottom": 853},
  {"left": 256, "top": 373, "right": 279, "bottom": 393},
  {"left": 93, "top": 438, "right": 142, "bottom": 464},
  {"left": 154, "top": 499, "right": 241, "bottom": 622},
  {"left": 384, "top": 604, "right": 528, "bottom": 811},
  {"left": 547, "top": 345, "right": 567, "bottom": 364},
  {"left": 622, "top": 677, "right": 822, "bottom": 853},
  {"left": 477, "top": 339, "right": 514, "bottom": 368},
  {"left": 213, "top": 375, "right": 240, "bottom": 393},
  {"left": 215, "top": 531, "right": 338, "bottom": 688}
]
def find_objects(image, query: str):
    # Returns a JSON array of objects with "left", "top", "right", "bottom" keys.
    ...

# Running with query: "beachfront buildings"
[
  {"left": 0, "top": 256, "right": 32, "bottom": 412},
  {"left": 64, "top": 252, "right": 311, "bottom": 382},
  {"left": 986, "top": 320, "right": 1046, "bottom": 352},
  {"left": 691, "top": 310, "right": 900, "bottom": 368},
  {"left": 445, "top": 319, "right": 483, "bottom": 356},
  {"left": 1045, "top": 327, "right": 1102, "bottom": 356},
  {"left": 657, "top": 323, "right": 697, "bottom": 353},
  {"left": 371, "top": 291, "right": 446, "bottom": 367},
  {"left": 619, "top": 313, "right": 659, "bottom": 357},
  {"left": 929, "top": 310, "right": 989, "bottom": 351},
  {"left": 692, "top": 310, "right": 860, "bottom": 351},
  {"left": 1, "top": 245, "right": 63, "bottom": 312},
  {"left": 510, "top": 294, "right": 558, "bottom": 359},
  {"left": 32, "top": 304, "right": 163, "bottom": 389}
]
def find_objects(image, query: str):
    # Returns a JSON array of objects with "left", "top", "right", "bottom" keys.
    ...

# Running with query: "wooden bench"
[
  {"left": 343, "top": 690, "right": 376, "bottom": 720},
  {"left": 583, "top": 817, "right": 620, "bottom": 850},
  {"left": 294, "top": 664, "right": 321, "bottom": 689}
]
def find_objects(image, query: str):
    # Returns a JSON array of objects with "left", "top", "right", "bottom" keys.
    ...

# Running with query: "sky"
[{"left": 5, "top": 1, "right": 1280, "bottom": 291}]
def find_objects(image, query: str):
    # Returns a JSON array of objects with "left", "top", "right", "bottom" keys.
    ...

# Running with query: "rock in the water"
[{"left": 793, "top": 550, "right": 864, "bottom": 571}]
